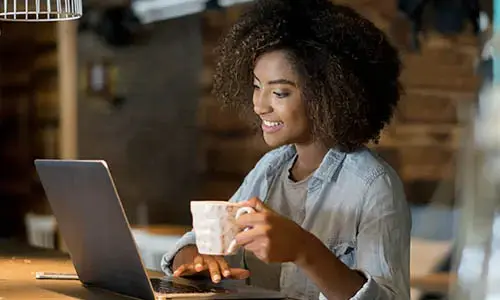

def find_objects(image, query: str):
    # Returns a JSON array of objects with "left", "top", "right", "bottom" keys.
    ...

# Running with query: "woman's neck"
[{"left": 290, "top": 142, "right": 329, "bottom": 181}]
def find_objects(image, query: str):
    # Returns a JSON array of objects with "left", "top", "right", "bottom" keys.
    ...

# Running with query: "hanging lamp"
[{"left": 0, "top": 0, "right": 82, "bottom": 21}]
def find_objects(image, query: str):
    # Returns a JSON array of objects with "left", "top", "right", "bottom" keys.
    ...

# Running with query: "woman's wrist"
[
  {"left": 294, "top": 230, "right": 321, "bottom": 267},
  {"left": 172, "top": 245, "right": 199, "bottom": 270}
]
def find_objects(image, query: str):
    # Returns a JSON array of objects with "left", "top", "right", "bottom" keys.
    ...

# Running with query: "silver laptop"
[{"left": 35, "top": 159, "right": 284, "bottom": 300}]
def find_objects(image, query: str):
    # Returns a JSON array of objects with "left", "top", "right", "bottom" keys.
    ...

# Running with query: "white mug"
[{"left": 190, "top": 201, "right": 255, "bottom": 255}]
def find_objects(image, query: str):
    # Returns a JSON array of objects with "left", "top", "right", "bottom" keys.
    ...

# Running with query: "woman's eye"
[
  {"left": 253, "top": 84, "right": 260, "bottom": 90},
  {"left": 273, "top": 91, "right": 289, "bottom": 98}
]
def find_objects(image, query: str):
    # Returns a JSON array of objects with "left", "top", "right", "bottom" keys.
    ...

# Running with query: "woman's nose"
[{"left": 253, "top": 93, "right": 272, "bottom": 115}]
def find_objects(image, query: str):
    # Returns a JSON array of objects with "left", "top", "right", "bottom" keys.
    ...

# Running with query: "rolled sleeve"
[
  {"left": 160, "top": 230, "right": 196, "bottom": 275},
  {"left": 351, "top": 172, "right": 411, "bottom": 300},
  {"left": 319, "top": 270, "right": 381, "bottom": 300},
  {"left": 321, "top": 172, "right": 411, "bottom": 300},
  {"left": 349, "top": 271, "right": 379, "bottom": 299}
]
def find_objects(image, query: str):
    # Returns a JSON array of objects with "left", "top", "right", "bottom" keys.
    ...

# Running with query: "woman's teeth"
[{"left": 263, "top": 120, "right": 283, "bottom": 127}]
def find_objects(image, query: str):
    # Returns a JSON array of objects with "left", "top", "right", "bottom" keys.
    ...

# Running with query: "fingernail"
[
  {"left": 195, "top": 264, "right": 203, "bottom": 271},
  {"left": 223, "top": 270, "right": 231, "bottom": 277},
  {"left": 213, "top": 275, "right": 221, "bottom": 282}
]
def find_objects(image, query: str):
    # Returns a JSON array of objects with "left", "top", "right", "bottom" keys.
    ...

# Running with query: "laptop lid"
[{"left": 35, "top": 159, "right": 156, "bottom": 300}]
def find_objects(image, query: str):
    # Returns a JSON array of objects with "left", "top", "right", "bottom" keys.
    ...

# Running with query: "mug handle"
[{"left": 225, "top": 206, "right": 255, "bottom": 255}]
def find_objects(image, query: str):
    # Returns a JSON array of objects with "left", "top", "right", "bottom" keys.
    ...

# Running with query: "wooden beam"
[{"left": 57, "top": 21, "right": 78, "bottom": 159}]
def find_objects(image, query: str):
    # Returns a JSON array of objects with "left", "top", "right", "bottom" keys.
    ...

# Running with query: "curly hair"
[{"left": 212, "top": 0, "right": 402, "bottom": 152}]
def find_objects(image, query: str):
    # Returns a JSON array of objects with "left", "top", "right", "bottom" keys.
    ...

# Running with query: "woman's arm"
[
  {"left": 298, "top": 173, "right": 411, "bottom": 300},
  {"left": 234, "top": 197, "right": 370, "bottom": 299},
  {"left": 161, "top": 230, "right": 198, "bottom": 275},
  {"left": 172, "top": 245, "right": 199, "bottom": 270},
  {"left": 295, "top": 232, "right": 367, "bottom": 300}
]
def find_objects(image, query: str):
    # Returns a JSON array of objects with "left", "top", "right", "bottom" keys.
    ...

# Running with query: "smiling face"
[{"left": 253, "top": 50, "right": 311, "bottom": 148}]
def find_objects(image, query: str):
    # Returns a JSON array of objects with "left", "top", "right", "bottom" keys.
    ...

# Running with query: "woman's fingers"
[
  {"left": 173, "top": 264, "right": 186, "bottom": 277},
  {"left": 173, "top": 254, "right": 247, "bottom": 283},
  {"left": 204, "top": 256, "right": 222, "bottom": 283},
  {"left": 173, "top": 255, "right": 207, "bottom": 277},
  {"left": 214, "top": 256, "right": 231, "bottom": 278},
  {"left": 236, "top": 224, "right": 269, "bottom": 246},
  {"left": 193, "top": 255, "right": 205, "bottom": 272},
  {"left": 173, "top": 263, "right": 197, "bottom": 277},
  {"left": 239, "top": 197, "right": 269, "bottom": 213}
]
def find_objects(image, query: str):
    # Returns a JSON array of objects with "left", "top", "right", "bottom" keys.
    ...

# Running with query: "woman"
[{"left": 161, "top": 0, "right": 411, "bottom": 299}]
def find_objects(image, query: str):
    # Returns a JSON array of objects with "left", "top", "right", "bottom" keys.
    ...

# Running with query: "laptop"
[{"left": 34, "top": 159, "right": 284, "bottom": 300}]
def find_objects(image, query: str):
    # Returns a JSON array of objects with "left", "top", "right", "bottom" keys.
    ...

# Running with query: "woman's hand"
[
  {"left": 172, "top": 246, "right": 250, "bottom": 283},
  {"left": 235, "top": 197, "right": 311, "bottom": 264}
]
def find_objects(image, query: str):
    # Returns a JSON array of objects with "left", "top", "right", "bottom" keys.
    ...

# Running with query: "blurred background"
[{"left": 0, "top": 0, "right": 497, "bottom": 299}]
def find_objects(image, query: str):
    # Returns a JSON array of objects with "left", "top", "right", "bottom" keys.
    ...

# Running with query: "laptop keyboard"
[{"left": 151, "top": 277, "right": 236, "bottom": 295}]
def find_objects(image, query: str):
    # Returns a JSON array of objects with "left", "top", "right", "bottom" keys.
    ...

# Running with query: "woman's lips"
[{"left": 261, "top": 120, "right": 284, "bottom": 133}]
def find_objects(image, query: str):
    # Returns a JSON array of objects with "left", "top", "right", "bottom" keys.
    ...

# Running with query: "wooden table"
[
  {"left": 410, "top": 272, "right": 455, "bottom": 294},
  {"left": 0, "top": 239, "right": 165, "bottom": 300},
  {"left": 132, "top": 224, "right": 191, "bottom": 236},
  {"left": 1, "top": 239, "right": 455, "bottom": 299},
  {"left": 0, "top": 239, "right": 292, "bottom": 300}
]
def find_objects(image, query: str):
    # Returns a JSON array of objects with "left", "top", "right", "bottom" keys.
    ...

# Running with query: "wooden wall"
[
  {"left": 0, "top": 22, "right": 59, "bottom": 237},
  {"left": 195, "top": 3, "right": 479, "bottom": 205}
]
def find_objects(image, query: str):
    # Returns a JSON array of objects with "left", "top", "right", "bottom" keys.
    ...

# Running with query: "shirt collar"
[
  {"left": 314, "top": 148, "right": 347, "bottom": 182},
  {"left": 265, "top": 145, "right": 346, "bottom": 182}
]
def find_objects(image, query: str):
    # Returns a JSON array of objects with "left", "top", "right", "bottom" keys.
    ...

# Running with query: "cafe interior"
[{"left": 0, "top": 0, "right": 498, "bottom": 299}]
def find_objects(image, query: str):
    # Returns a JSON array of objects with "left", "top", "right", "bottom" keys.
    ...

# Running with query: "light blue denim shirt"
[{"left": 161, "top": 145, "right": 411, "bottom": 300}]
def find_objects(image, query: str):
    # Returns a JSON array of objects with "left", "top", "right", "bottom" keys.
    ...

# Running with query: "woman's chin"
[{"left": 263, "top": 133, "right": 288, "bottom": 148}]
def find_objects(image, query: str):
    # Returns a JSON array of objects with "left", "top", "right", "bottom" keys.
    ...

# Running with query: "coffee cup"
[{"left": 190, "top": 201, "right": 255, "bottom": 255}]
